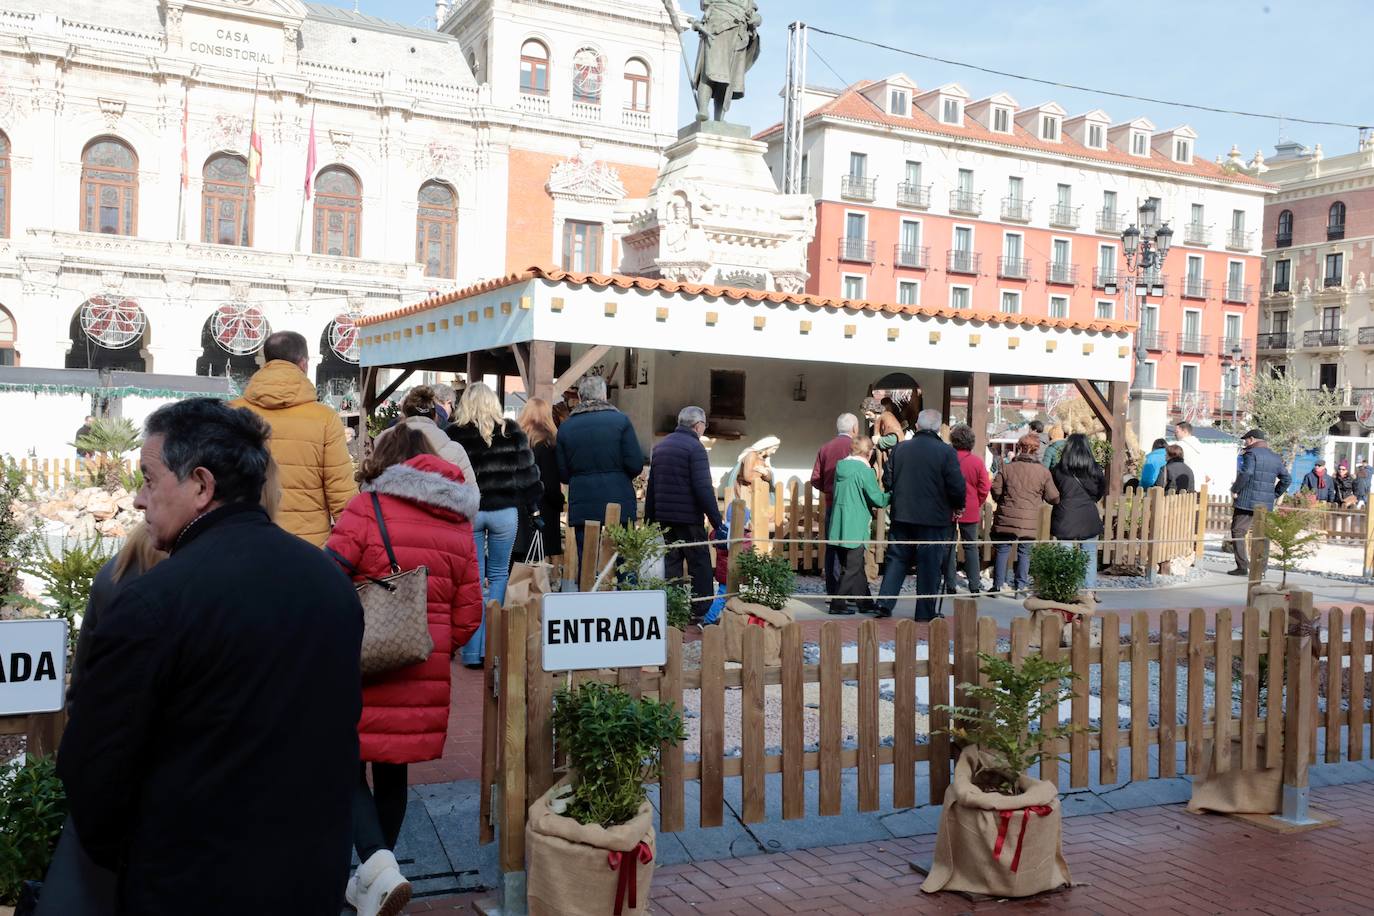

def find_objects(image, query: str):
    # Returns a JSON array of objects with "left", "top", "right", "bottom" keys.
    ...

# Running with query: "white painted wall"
[{"left": 0, "top": 392, "right": 93, "bottom": 459}]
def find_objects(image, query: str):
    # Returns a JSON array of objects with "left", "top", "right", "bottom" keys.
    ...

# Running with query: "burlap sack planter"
[
  {"left": 921, "top": 748, "right": 1072, "bottom": 899},
  {"left": 721, "top": 598, "right": 792, "bottom": 666},
  {"left": 1247, "top": 583, "right": 1288, "bottom": 616},
  {"left": 1187, "top": 738, "right": 1281, "bottom": 816},
  {"left": 1023, "top": 595, "right": 1098, "bottom": 649},
  {"left": 526, "top": 786, "right": 657, "bottom": 916}
]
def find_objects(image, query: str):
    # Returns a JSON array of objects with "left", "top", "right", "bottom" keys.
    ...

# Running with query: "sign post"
[
  {"left": 0, "top": 619, "right": 68, "bottom": 716},
  {"left": 541, "top": 591, "right": 667, "bottom": 672}
]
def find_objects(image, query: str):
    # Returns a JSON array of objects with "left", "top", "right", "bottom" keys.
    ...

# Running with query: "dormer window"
[
  {"left": 992, "top": 107, "right": 1011, "bottom": 133},
  {"left": 1131, "top": 131, "right": 1149, "bottom": 156},
  {"left": 941, "top": 97, "right": 961, "bottom": 124},
  {"left": 1173, "top": 138, "right": 1192, "bottom": 162},
  {"left": 1086, "top": 123, "right": 1104, "bottom": 149},
  {"left": 889, "top": 89, "right": 909, "bottom": 116},
  {"left": 1041, "top": 115, "right": 1061, "bottom": 141}
]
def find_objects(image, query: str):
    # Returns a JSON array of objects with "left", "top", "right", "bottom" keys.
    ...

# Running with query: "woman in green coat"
[{"left": 826, "top": 436, "right": 891, "bottom": 614}]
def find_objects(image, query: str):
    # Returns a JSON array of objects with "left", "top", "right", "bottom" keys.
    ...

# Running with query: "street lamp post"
[
  {"left": 1227, "top": 342, "right": 1246, "bottom": 430},
  {"left": 1118, "top": 200, "right": 1173, "bottom": 391}
]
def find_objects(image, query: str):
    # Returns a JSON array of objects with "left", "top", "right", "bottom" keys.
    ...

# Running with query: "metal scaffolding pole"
[{"left": 782, "top": 21, "right": 808, "bottom": 195}]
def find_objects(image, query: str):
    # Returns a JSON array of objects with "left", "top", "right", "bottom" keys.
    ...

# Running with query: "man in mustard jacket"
[{"left": 231, "top": 330, "right": 357, "bottom": 545}]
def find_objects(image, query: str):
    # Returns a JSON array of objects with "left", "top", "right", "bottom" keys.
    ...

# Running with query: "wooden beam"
[
  {"left": 1074, "top": 378, "right": 1112, "bottom": 429},
  {"left": 969, "top": 371, "right": 990, "bottom": 458},
  {"left": 1106, "top": 381, "right": 1128, "bottom": 490},
  {"left": 465, "top": 352, "right": 479, "bottom": 385},
  {"left": 551, "top": 344, "right": 611, "bottom": 396},
  {"left": 529, "top": 341, "right": 556, "bottom": 402},
  {"left": 510, "top": 343, "right": 530, "bottom": 392},
  {"left": 376, "top": 368, "right": 414, "bottom": 405}
]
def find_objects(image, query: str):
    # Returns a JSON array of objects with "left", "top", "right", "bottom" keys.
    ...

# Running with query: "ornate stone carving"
[
  {"left": 228, "top": 281, "right": 252, "bottom": 303},
  {"left": 659, "top": 263, "right": 710, "bottom": 284},
  {"left": 97, "top": 98, "right": 127, "bottom": 129},
  {"left": 1301, "top": 276, "right": 1312, "bottom": 297},
  {"left": 719, "top": 269, "right": 766, "bottom": 290},
  {"left": 1357, "top": 272, "right": 1368, "bottom": 293},
  {"left": 547, "top": 152, "right": 627, "bottom": 203},
  {"left": 99, "top": 271, "right": 126, "bottom": 293},
  {"left": 773, "top": 272, "right": 807, "bottom": 295},
  {"left": 204, "top": 113, "right": 249, "bottom": 151},
  {"left": 329, "top": 129, "right": 353, "bottom": 152}
]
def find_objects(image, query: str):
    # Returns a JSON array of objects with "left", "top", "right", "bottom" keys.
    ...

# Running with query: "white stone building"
[{"left": 0, "top": 0, "right": 681, "bottom": 453}]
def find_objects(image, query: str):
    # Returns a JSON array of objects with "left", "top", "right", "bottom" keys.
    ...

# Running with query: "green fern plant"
[{"left": 24, "top": 537, "right": 113, "bottom": 653}]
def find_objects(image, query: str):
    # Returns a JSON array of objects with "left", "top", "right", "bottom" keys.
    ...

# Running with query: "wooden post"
[
  {"left": 1036, "top": 503, "right": 1052, "bottom": 543},
  {"left": 725, "top": 499, "right": 746, "bottom": 597},
  {"left": 578, "top": 521, "right": 601, "bottom": 591},
  {"left": 1145, "top": 485, "right": 1165, "bottom": 582},
  {"left": 1278, "top": 589, "right": 1318, "bottom": 825},
  {"left": 1364, "top": 500, "right": 1374, "bottom": 578},
  {"left": 498, "top": 602, "right": 528, "bottom": 881},
  {"left": 969, "top": 371, "right": 990, "bottom": 458},
  {"left": 528, "top": 340, "right": 556, "bottom": 402},
  {"left": 751, "top": 480, "right": 771, "bottom": 555},
  {"left": 1194, "top": 484, "right": 1208, "bottom": 561}
]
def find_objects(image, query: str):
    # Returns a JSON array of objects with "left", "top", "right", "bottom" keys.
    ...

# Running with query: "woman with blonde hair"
[
  {"left": 446, "top": 382, "right": 542, "bottom": 667},
  {"left": 518, "top": 397, "right": 564, "bottom": 558}
]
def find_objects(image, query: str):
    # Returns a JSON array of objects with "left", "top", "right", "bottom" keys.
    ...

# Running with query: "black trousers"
[
  {"left": 943, "top": 521, "right": 982, "bottom": 593},
  {"left": 835, "top": 545, "right": 874, "bottom": 609},
  {"left": 354, "top": 762, "right": 409, "bottom": 861},
  {"left": 662, "top": 522, "right": 714, "bottom": 610},
  {"left": 823, "top": 505, "right": 844, "bottom": 610}
]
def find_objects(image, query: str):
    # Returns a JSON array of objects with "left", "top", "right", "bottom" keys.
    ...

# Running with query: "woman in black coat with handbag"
[
  {"left": 1050, "top": 434, "right": 1105, "bottom": 590},
  {"left": 516, "top": 396, "right": 564, "bottom": 561}
]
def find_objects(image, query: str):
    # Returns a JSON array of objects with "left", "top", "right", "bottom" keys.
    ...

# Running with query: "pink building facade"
[{"left": 761, "top": 76, "right": 1273, "bottom": 427}]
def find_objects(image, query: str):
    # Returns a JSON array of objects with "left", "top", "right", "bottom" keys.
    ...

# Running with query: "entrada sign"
[
  {"left": 0, "top": 619, "right": 68, "bottom": 716},
  {"left": 541, "top": 591, "right": 667, "bottom": 672}
]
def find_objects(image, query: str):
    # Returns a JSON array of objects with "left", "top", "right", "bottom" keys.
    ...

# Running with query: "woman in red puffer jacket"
[{"left": 325, "top": 426, "right": 481, "bottom": 916}]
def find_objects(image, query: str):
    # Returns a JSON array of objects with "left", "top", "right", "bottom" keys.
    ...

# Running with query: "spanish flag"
[{"left": 247, "top": 73, "right": 262, "bottom": 183}]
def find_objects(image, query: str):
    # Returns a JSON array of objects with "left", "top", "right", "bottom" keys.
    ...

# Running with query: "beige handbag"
[{"left": 329, "top": 492, "right": 433, "bottom": 677}]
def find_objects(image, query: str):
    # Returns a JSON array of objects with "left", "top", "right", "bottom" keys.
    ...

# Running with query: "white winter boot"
[
  {"left": 345, "top": 874, "right": 360, "bottom": 910},
  {"left": 355, "top": 849, "right": 412, "bottom": 916}
]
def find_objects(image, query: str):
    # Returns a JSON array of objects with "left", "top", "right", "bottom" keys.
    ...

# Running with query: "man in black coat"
[
  {"left": 877, "top": 409, "right": 966, "bottom": 620},
  {"left": 646, "top": 406, "right": 725, "bottom": 610},
  {"left": 557, "top": 375, "right": 646, "bottom": 557},
  {"left": 58, "top": 398, "right": 363, "bottom": 915}
]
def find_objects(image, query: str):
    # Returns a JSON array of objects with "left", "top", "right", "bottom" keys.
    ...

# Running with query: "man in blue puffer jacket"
[
  {"left": 557, "top": 375, "right": 646, "bottom": 556},
  {"left": 1229, "top": 428, "right": 1292, "bottom": 576},
  {"left": 646, "top": 406, "right": 725, "bottom": 609}
]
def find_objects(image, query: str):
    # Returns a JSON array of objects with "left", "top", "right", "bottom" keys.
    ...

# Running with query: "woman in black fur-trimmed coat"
[{"left": 446, "top": 382, "right": 542, "bottom": 666}]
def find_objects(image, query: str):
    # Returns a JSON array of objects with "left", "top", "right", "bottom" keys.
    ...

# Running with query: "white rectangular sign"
[
  {"left": 541, "top": 590, "right": 667, "bottom": 673},
  {"left": 0, "top": 619, "right": 68, "bottom": 716}
]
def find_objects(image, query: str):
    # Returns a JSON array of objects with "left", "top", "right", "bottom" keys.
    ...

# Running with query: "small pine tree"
[{"left": 1264, "top": 495, "right": 1325, "bottom": 586}]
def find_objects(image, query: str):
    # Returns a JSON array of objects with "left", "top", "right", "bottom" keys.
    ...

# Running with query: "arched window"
[
  {"left": 1328, "top": 201, "right": 1346, "bottom": 240},
  {"left": 624, "top": 58, "right": 651, "bottom": 112},
  {"left": 67, "top": 297, "right": 147, "bottom": 371},
  {"left": 520, "top": 39, "right": 549, "bottom": 95},
  {"left": 572, "top": 48, "right": 604, "bottom": 104},
  {"left": 416, "top": 181, "right": 458, "bottom": 279},
  {"left": 0, "top": 131, "right": 9, "bottom": 238},
  {"left": 202, "top": 153, "right": 252, "bottom": 246},
  {"left": 312, "top": 166, "right": 362, "bottom": 258},
  {"left": 0, "top": 305, "right": 15, "bottom": 366},
  {"left": 81, "top": 137, "right": 138, "bottom": 235},
  {"left": 1276, "top": 209, "right": 1292, "bottom": 246}
]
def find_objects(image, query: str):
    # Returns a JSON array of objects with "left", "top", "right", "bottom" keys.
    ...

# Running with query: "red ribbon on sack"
[
  {"left": 1056, "top": 609, "right": 1081, "bottom": 624},
  {"left": 747, "top": 614, "right": 768, "bottom": 627},
  {"left": 607, "top": 841, "right": 654, "bottom": 915},
  {"left": 991, "top": 805, "right": 1054, "bottom": 872}
]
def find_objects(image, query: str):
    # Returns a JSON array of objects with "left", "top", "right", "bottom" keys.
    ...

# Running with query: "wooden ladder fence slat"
[
  {"left": 857, "top": 619, "right": 880, "bottom": 813},
  {"left": 1158, "top": 609, "right": 1179, "bottom": 778},
  {"left": 1039, "top": 614, "right": 1061, "bottom": 788},
  {"left": 1266, "top": 607, "right": 1286, "bottom": 771},
  {"left": 1186, "top": 608, "right": 1206, "bottom": 775},
  {"left": 478, "top": 599, "right": 504, "bottom": 846},
  {"left": 1214, "top": 608, "right": 1233, "bottom": 776},
  {"left": 659, "top": 626, "right": 685, "bottom": 833},
  {"left": 1099, "top": 612, "right": 1120, "bottom": 785},
  {"left": 818, "top": 621, "right": 842, "bottom": 816},
  {"left": 1239, "top": 607, "right": 1259, "bottom": 770},
  {"left": 928, "top": 616, "right": 952, "bottom": 805},
  {"left": 1130, "top": 611, "right": 1150, "bottom": 780},
  {"left": 780, "top": 624, "right": 805, "bottom": 820},
  {"left": 699, "top": 624, "right": 725, "bottom": 828},
  {"left": 1326, "top": 608, "right": 1344, "bottom": 764},
  {"left": 1069, "top": 615, "right": 1090, "bottom": 788},
  {"left": 892, "top": 619, "right": 916, "bottom": 810},
  {"left": 741, "top": 624, "right": 766, "bottom": 823},
  {"left": 1349, "top": 607, "right": 1366, "bottom": 763}
]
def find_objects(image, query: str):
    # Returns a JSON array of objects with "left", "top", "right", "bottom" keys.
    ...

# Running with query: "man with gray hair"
[
  {"left": 877, "top": 408, "right": 966, "bottom": 620},
  {"left": 431, "top": 382, "right": 457, "bottom": 426},
  {"left": 557, "top": 374, "right": 646, "bottom": 557},
  {"left": 646, "top": 406, "right": 725, "bottom": 610},
  {"left": 812, "top": 412, "right": 860, "bottom": 611}
]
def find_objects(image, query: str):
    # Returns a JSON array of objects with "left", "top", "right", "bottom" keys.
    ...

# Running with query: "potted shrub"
[
  {"left": 0, "top": 754, "right": 68, "bottom": 914},
  {"left": 922, "top": 653, "right": 1078, "bottom": 899},
  {"left": 527, "top": 681, "right": 685, "bottom": 916},
  {"left": 1023, "top": 543, "right": 1096, "bottom": 647},
  {"left": 721, "top": 548, "right": 795, "bottom": 666},
  {"left": 605, "top": 523, "right": 692, "bottom": 631}
]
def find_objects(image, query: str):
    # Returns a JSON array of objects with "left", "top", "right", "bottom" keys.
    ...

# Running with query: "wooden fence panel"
[
  {"left": 1326, "top": 609, "right": 1344, "bottom": 764},
  {"left": 699, "top": 625, "right": 725, "bottom": 828},
  {"left": 781, "top": 624, "right": 804, "bottom": 820},
  {"left": 660, "top": 627, "right": 685, "bottom": 833},
  {"left": 857, "top": 620, "right": 880, "bottom": 813},
  {"left": 1214, "top": 608, "right": 1233, "bottom": 776},
  {"left": 818, "top": 622, "right": 841, "bottom": 816},
  {"left": 1187, "top": 608, "right": 1206, "bottom": 775},
  {"left": 1069, "top": 616, "right": 1090, "bottom": 788},
  {"left": 1130, "top": 611, "right": 1149, "bottom": 780},
  {"left": 741, "top": 625, "right": 765, "bottom": 823},
  {"left": 1350, "top": 607, "right": 1366, "bottom": 763},
  {"left": 892, "top": 619, "right": 916, "bottom": 809},
  {"left": 1159, "top": 609, "right": 1179, "bottom": 778},
  {"left": 1099, "top": 612, "right": 1120, "bottom": 784}
]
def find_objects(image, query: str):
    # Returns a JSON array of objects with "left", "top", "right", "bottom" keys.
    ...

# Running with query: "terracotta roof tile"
[
  {"left": 359, "top": 266, "right": 1136, "bottom": 334},
  {"left": 756, "top": 84, "right": 1275, "bottom": 190}
]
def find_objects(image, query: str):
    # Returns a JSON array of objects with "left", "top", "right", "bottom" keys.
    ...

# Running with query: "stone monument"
[{"left": 616, "top": 1, "right": 814, "bottom": 292}]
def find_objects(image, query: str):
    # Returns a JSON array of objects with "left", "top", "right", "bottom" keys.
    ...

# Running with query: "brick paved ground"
[{"left": 409, "top": 780, "right": 1374, "bottom": 914}]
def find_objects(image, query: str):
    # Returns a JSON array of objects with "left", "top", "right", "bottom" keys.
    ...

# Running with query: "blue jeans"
[
  {"left": 993, "top": 534, "right": 1031, "bottom": 591},
  {"left": 462, "top": 507, "right": 519, "bottom": 665},
  {"left": 1073, "top": 538, "right": 1099, "bottom": 588}
]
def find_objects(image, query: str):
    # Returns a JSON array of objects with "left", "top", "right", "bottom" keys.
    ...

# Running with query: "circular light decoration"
[
  {"left": 80, "top": 295, "right": 146, "bottom": 350},
  {"left": 211, "top": 302, "right": 270, "bottom": 356},
  {"left": 328, "top": 314, "right": 360, "bottom": 364},
  {"left": 572, "top": 48, "right": 604, "bottom": 99}
]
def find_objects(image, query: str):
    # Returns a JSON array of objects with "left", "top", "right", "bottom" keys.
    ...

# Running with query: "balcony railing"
[
  {"left": 1139, "top": 329, "right": 1167, "bottom": 350},
  {"left": 1226, "top": 229, "right": 1253, "bottom": 250},
  {"left": 1359, "top": 327, "right": 1374, "bottom": 346},
  {"left": 571, "top": 100, "right": 601, "bottom": 121},
  {"left": 1325, "top": 274, "right": 1344, "bottom": 288},
  {"left": 947, "top": 250, "right": 980, "bottom": 274},
  {"left": 838, "top": 237, "right": 875, "bottom": 263},
  {"left": 1275, "top": 231, "right": 1292, "bottom": 248},
  {"left": 895, "top": 244, "right": 929, "bottom": 269},
  {"left": 949, "top": 190, "right": 983, "bottom": 215},
  {"left": 1220, "top": 337, "right": 1250, "bottom": 358},
  {"left": 1049, "top": 205, "right": 1081, "bottom": 228},
  {"left": 1256, "top": 332, "right": 1294, "bottom": 351},
  {"left": 1177, "top": 333, "right": 1210, "bottom": 355},
  {"left": 1169, "top": 390, "right": 1214, "bottom": 416},
  {"left": 841, "top": 174, "right": 877, "bottom": 201},
  {"left": 1303, "top": 328, "right": 1348, "bottom": 348},
  {"left": 896, "top": 182, "right": 931, "bottom": 208},
  {"left": 1180, "top": 278, "right": 1211, "bottom": 299},
  {"left": 1093, "top": 267, "right": 1119, "bottom": 289},
  {"left": 1046, "top": 261, "right": 1078, "bottom": 285},
  {"left": 1328, "top": 223, "right": 1346, "bottom": 241},
  {"left": 1270, "top": 278, "right": 1291, "bottom": 294},
  {"left": 1224, "top": 283, "right": 1252, "bottom": 303},
  {"left": 1096, "top": 209, "right": 1126, "bottom": 233},
  {"left": 1184, "top": 223, "right": 1211, "bottom": 246},
  {"left": 998, "top": 255, "right": 1031, "bottom": 279},
  {"left": 1001, "top": 197, "right": 1032, "bottom": 221},
  {"left": 621, "top": 108, "right": 651, "bottom": 130}
]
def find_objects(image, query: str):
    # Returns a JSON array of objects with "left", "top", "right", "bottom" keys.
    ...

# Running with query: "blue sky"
[{"left": 354, "top": 0, "right": 1371, "bottom": 161}]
